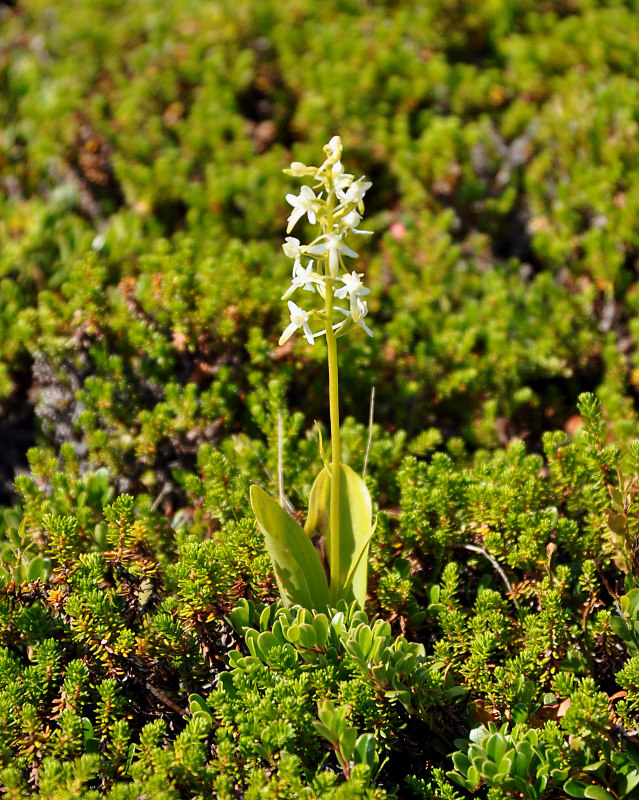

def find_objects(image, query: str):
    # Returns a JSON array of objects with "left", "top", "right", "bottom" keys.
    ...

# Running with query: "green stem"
[{"left": 325, "top": 283, "right": 341, "bottom": 606}]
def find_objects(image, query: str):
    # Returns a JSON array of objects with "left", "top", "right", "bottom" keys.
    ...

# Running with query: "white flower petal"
[
  {"left": 286, "top": 207, "right": 305, "bottom": 232},
  {"left": 324, "top": 135, "right": 342, "bottom": 161},
  {"left": 306, "top": 241, "right": 329, "bottom": 256},
  {"left": 283, "top": 236, "right": 302, "bottom": 259},
  {"left": 302, "top": 321, "right": 315, "bottom": 345},
  {"left": 339, "top": 242, "right": 359, "bottom": 259},
  {"left": 279, "top": 322, "right": 298, "bottom": 346}
]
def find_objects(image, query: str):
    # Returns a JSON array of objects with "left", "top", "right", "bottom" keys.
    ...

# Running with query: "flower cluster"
[{"left": 279, "top": 136, "right": 373, "bottom": 346}]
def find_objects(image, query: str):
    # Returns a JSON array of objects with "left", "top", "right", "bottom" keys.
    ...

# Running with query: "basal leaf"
[
  {"left": 306, "top": 464, "right": 373, "bottom": 608},
  {"left": 250, "top": 484, "right": 329, "bottom": 611}
]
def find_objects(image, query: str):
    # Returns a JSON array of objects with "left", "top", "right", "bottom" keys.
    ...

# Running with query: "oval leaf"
[
  {"left": 251, "top": 484, "right": 329, "bottom": 611},
  {"left": 306, "top": 464, "right": 373, "bottom": 608}
]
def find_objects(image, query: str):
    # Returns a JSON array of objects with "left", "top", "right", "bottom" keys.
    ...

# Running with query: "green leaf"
[
  {"left": 315, "top": 422, "right": 331, "bottom": 473},
  {"left": 625, "top": 589, "right": 639, "bottom": 618},
  {"left": 26, "top": 556, "right": 47, "bottom": 582},
  {"left": 564, "top": 779, "right": 589, "bottom": 798},
  {"left": 125, "top": 743, "right": 136, "bottom": 773},
  {"left": 188, "top": 693, "right": 209, "bottom": 715},
  {"left": 511, "top": 702, "right": 529, "bottom": 724},
  {"left": 81, "top": 717, "right": 100, "bottom": 754},
  {"left": 317, "top": 699, "right": 340, "bottom": 731},
  {"left": 217, "top": 672, "right": 235, "bottom": 696},
  {"left": 305, "top": 464, "right": 373, "bottom": 607},
  {"left": 312, "top": 614, "right": 329, "bottom": 648},
  {"left": 617, "top": 768, "right": 639, "bottom": 797},
  {"left": 610, "top": 615, "right": 632, "bottom": 642},
  {"left": 482, "top": 761, "right": 499, "bottom": 781},
  {"left": 297, "top": 623, "right": 317, "bottom": 649},
  {"left": 584, "top": 787, "right": 616, "bottom": 800},
  {"left": 251, "top": 484, "right": 329, "bottom": 611},
  {"left": 451, "top": 751, "right": 472, "bottom": 775},
  {"left": 447, "top": 771, "right": 474, "bottom": 791},
  {"left": 485, "top": 733, "right": 508, "bottom": 764},
  {"left": 339, "top": 728, "right": 357, "bottom": 762},
  {"left": 354, "top": 733, "right": 377, "bottom": 769}
]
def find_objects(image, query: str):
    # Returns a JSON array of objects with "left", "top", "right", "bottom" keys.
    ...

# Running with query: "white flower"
[
  {"left": 306, "top": 234, "right": 358, "bottom": 278},
  {"left": 331, "top": 161, "right": 353, "bottom": 195},
  {"left": 335, "top": 270, "right": 370, "bottom": 319},
  {"left": 341, "top": 209, "right": 372, "bottom": 235},
  {"left": 354, "top": 298, "right": 373, "bottom": 336},
  {"left": 323, "top": 135, "right": 342, "bottom": 163},
  {"left": 279, "top": 301, "right": 315, "bottom": 346},
  {"left": 286, "top": 185, "right": 319, "bottom": 232},
  {"left": 288, "top": 161, "right": 310, "bottom": 176},
  {"left": 338, "top": 176, "right": 372, "bottom": 208},
  {"left": 333, "top": 297, "right": 373, "bottom": 337},
  {"left": 282, "top": 236, "right": 303, "bottom": 260},
  {"left": 282, "top": 262, "right": 323, "bottom": 299}
]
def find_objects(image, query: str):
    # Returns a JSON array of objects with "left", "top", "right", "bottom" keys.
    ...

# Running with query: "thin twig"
[
  {"left": 145, "top": 681, "right": 186, "bottom": 717},
  {"left": 460, "top": 543, "right": 520, "bottom": 612},
  {"left": 277, "top": 410, "right": 296, "bottom": 515},
  {"left": 363, "top": 386, "right": 375, "bottom": 479},
  {"left": 278, "top": 410, "right": 285, "bottom": 507},
  {"left": 150, "top": 482, "right": 172, "bottom": 512}
]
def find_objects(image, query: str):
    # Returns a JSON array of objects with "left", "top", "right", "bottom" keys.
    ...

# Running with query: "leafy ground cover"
[{"left": 2, "top": 0, "right": 639, "bottom": 797}]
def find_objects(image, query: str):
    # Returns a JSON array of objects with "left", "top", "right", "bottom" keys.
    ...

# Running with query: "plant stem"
[{"left": 325, "top": 283, "right": 341, "bottom": 605}]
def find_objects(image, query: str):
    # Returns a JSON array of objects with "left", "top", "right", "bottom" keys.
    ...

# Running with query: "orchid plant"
[{"left": 250, "top": 136, "right": 376, "bottom": 611}]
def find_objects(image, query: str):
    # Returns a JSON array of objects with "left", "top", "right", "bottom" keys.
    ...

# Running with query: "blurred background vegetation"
[
  {"left": 2, "top": 0, "right": 639, "bottom": 502},
  {"left": 2, "top": 1, "right": 639, "bottom": 797}
]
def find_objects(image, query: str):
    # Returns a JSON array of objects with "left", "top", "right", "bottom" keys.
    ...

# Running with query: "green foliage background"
[{"left": 2, "top": 0, "right": 639, "bottom": 797}]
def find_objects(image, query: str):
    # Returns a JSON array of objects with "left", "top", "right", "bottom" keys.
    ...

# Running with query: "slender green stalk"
[{"left": 325, "top": 283, "right": 341, "bottom": 605}]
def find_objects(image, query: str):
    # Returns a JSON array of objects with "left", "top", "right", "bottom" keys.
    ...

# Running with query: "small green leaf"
[
  {"left": 482, "top": 761, "right": 499, "bottom": 780},
  {"left": 317, "top": 699, "right": 338, "bottom": 730},
  {"left": 485, "top": 733, "right": 508, "bottom": 764},
  {"left": 82, "top": 717, "right": 100, "bottom": 754},
  {"left": 354, "top": 733, "right": 377, "bottom": 769},
  {"left": 312, "top": 614, "right": 329, "bottom": 648},
  {"left": 451, "top": 751, "right": 472, "bottom": 774},
  {"left": 617, "top": 768, "right": 639, "bottom": 797},
  {"left": 496, "top": 755, "right": 513, "bottom": 776},
  {"left": 339, "top": 728, "right": 357, "bottom": 762},
  {"left": 510, "top": 702, "right": 529, "bottom": 724},
  {"left": 257, "top": 630, "right": 280, "bottom": 659},
  {"left": 188, "top": 693, "right": 209, "bottom": 715},
  {"left": 443, "top": 685, "right": 468, "bottom": 701},
  {"left": 218, "top": 673, "right": 236, "bottom": 696},
  {"left": 610, "top": 616, "right": 632, "bottom": 641},
  {"left": 251, "top": 485, "right": 329, "bottom": 610},
  {"left": 504, "top": 775, "right": 530, "bottom": 796},
  {"left": 626, "top": 589, "right": 639, "bottom": 617},
  {"left": 584, "top": 787, "right": 616, "bottom": 800},
  {"left": 297, "top": 623, "right": 317, "bottom": 650},
  {"left": 447, "top": 771, "right": 474, "bottom": 791},
  {"left": 315, "top": 422, "right": 331, "bottom": 473},
  {"left": 125, "top": 743, "right": 136, "bottom": 773},
  {"left": 564, "top": 779, "right": 589, "bottom": 798},
  {"left": 26, "top": 556, "right": 47, "bottom": 582},
  {"left": 286, "top": 623, "right": 301, "bottom": 643}
]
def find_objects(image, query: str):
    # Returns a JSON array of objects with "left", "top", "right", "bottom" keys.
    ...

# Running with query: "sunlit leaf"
[
  {"left": 250, "top": 484, "right": 329, "bottom": 610},
  {"left": 306, "top": 464, "right": 373, "bottom": 607}
]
